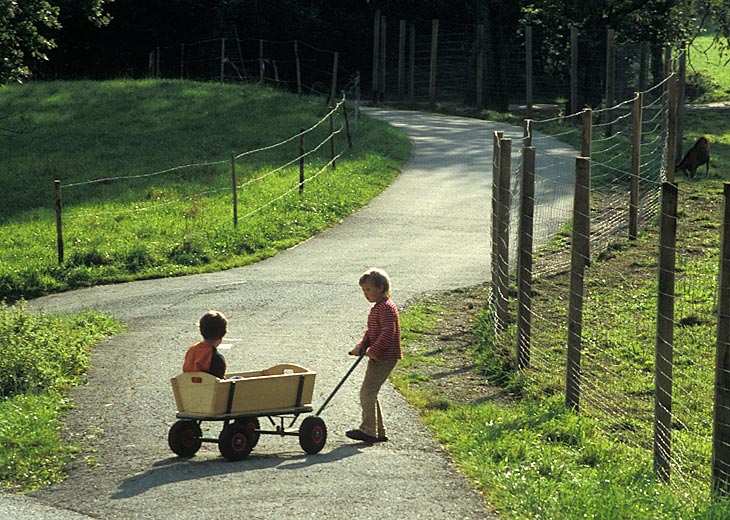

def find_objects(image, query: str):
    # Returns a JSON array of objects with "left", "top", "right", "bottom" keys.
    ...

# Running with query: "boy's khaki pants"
[{"left": 359, "top": 358, "right": 398, "bottom": 438}]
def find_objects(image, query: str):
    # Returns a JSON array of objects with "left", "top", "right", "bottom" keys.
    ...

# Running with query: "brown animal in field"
[{"left": 676, "top": 136, "right": 711, "bottom": 178}]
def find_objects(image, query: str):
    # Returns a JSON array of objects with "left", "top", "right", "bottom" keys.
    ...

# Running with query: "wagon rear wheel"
[
  {"left": 299, "top": 416, "right": 327, "bottom": 454},
  {"left": 218, "top": 423, "right": 253, "bottom": 461},
  {"left": 235, "top": 416, "right": 261, "bottom": 448},
  {"left": 168, "top": 420, "right": 202, "bottom": 457}
]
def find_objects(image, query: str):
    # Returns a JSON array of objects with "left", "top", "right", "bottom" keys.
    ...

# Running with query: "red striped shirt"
[{"left": 358, "top": 299, "right": 402, "bottom": 360}]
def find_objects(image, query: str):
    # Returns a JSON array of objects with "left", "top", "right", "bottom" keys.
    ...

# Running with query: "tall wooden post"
[
  {"left": 476, "top": 24, "right": 484, "bottom": 110},
  {"left": 655, "top": 181, "right": 677, "bottom": 483},
  {"left": 398, "top": 20, "right": 407, "bottom": 100},
  {"left": 570, "top": 27, "right": 579, "bottom": 116},
  {"left": 429, "top": 19, "right": 439, "bottom": 105},
  {"left": 180, "top": 43, "right": 185, "bottom": 79},
  {"left": 517, "top": 145, "right": 535, "bottom": 369},
  {"left": 54, "top": 180, "right": 64, "bottom": 265},
  {"left": 294, "top": 41, "right": 302, "bottom": 95},
  {"left": 666, "top": 73, "right": 678, "bottom": 183},
  {"left": 525, "top": 26, "right": 533, "bottom": 118},
  {"left": 496, "top": 137, "right": 512, "bottom": 330},
  {"left": 329, "top": 111, "right": 336, "bottom": 169},
  {"left": 231, "top": 154, "right": 238, "bottom": 227},
  {"left": 299, "top": 129, "right": 305, "bottom": 194},
  {"left": 581, "top": 109, "right": 592, "bottom": 158},
  {"left": 220, "top": 38, "right": 226, "bottom": 82},
  {"left": 372, "top": 11, "right": 381, "bottom": 100},
  {"left": 409, "top": 24, "right": 416, "bottom": 103},
  {"left": 342, "top": 96, "right": 353, "bottom": 149},
  {"left": 379, "top": 15, "right": 387, "bottom": 102},
  {"left": 329, "top": 52, "right": 339, "bottom": 105},
  {"left": 630, "top": 92, "right": 642, "bottom": 240},
  {"left": 676, "top": 43, "right": 687, "bottom": 162},
  {"left": 259, "top": 39, "right": 265, "bottom": 83},
  {"left": 713, "top": 183, "right": 730, "bottom": 496},
  {"left": 491, "top": 131, "right": 504, "bottom": 309},
  {"left": 566, "top": 157, "right": 591, "bottom": 412}
]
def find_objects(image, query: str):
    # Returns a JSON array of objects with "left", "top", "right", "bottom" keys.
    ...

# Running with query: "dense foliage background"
[{"left": 4, "top": 1, "right": 730, "bottom": 91}]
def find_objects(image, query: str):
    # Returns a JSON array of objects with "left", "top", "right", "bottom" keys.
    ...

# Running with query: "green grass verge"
[
  {"left": 0, "top": 305, "right": 123, "bottom": 492},
  {"left": 0, "top": 80, "right": 411, "bottom": 301}
]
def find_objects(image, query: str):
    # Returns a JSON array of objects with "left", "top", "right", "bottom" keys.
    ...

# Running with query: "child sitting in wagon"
[{"left": 183, "top": 310, "right": 228, "bottom": 379}]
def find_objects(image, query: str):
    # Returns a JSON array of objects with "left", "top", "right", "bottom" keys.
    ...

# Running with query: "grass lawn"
[{"left": 0, "top": 80, "right": 411, "bottom": 301}]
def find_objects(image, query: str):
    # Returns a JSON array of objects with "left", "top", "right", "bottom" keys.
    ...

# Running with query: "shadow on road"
[{"left": 112, "top": 444, "right": 364, "bottom": 498}]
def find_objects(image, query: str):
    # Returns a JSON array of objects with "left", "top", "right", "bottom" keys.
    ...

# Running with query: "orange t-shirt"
[{"left": 183, "top": 341, "right": 226, "bottom": 378}]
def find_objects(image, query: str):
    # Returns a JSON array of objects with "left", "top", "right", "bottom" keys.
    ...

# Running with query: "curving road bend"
[{"left": 11, "top": 108, "right": 575, "bottom": 519}]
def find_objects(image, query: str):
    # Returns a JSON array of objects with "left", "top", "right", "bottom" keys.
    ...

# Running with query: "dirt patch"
[{"left": 400, "top": 284, "right": 508, "bottom": 406}]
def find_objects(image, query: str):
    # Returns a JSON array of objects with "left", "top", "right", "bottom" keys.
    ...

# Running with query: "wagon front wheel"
[
  {"left": 218, "top": 423, "right": 253, "bottom": 461},
  {"left": 299, "top": 416, "right": 327, "bottom": 454},
  {"left": 168, "top": 420, "right": 202, "bottom": 457}
]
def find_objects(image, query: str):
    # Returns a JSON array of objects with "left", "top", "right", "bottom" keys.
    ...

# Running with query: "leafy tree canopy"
[{"left": 0, "top": 0, "right": 111, "bottom": 83}]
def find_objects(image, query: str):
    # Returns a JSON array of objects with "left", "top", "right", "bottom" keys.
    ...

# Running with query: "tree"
[{"left": 0, "top": 0, "right": 112, "bottom": 83}]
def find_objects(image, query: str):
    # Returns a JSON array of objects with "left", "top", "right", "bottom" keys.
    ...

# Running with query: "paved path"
[{"left": 11, "top": 109, "right": 574, "bottom": 519}]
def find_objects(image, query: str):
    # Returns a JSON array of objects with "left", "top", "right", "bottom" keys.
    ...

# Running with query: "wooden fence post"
[
  {"left": 398, "top": 19, "right": 406, "bottom": 100},
  {"left": 379, "top": 15, "right": 387, "bottom": 102},
  {"left": 517, "top": 145, "right": 535, "bottom": 369},
  {"left": 496, "top": 137, "right": 512, "bottom": 331},
  {"left": 180, "top": 43, "right": 185, "bottom": 79},
  {"left": 491, "top": 131, "right": 504, "bottom": 309},
  {"left": 329, "top": 52, "right": 339, "bottom": 106},
  {"left": 476, "top": 24, "right": 484, "bottom": 110},
  {"left": 372, "top": 11, "right": 381, "bottom": 100},
  {"left": 566, "top": 156, "right": 591, "bottom": 412},
  {"left": 294, "top": 41, "right": 302, "bottom": 95},
  {"left": 220, "top": 38, "right": 226, "bottom": 83},
  {"left": 409, "top": 24, "right": 416, "bottom": 103},
  {"left": 570, "top": 27, "right": 579, "bottom": 116},
  {"left": 341, "top": 95, "right": 353, "bottom": 149},
  {"left": 259, "top": 39, "right": 265, "bottom": 83},
  {"left": 299, "top": 129, "right": 305, "bottom": 194},
  {"left": 231, "top": 154, "right": 238, "bottom": 227},
  {"left": 54, "top": 180, "right": 64, "bottom": 265},
  {"left": 667, "top": 73, "right": 677, "bottom": 183},
  {"left": 713, "top": 182, "right": 730, "bottom": 496},
  {"left": 525, "top": 26, "right": 533, "bottom": 118},
  {"left": 429, "top": 19, "right": 439, "bottom": 105},
  {"left": 329, "top": 111, "right": 336, "bottom": 169},
  {"left": 676, "top": 43, "right": 686, "bottom": 160},
  {"left": 630, "top": 92, "right": 642, "bottom": 240},
  {"left": 604, "top": 29, "right": 615, "bottom": 136},
  {"left": 655, "top": 181, "right": 677, "bottom": 483},
  {"left": 524, "top": 119, "right": 533, "bottom": 148},
  {"left": 582, "top": 109, "right": 592, "bottom": 158}
]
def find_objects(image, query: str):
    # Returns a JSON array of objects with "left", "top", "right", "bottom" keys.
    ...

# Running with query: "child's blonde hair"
[
  {"left": 359, "top": 267, "right": 392, "bottom": 298},
  {"left": 198, "top": 310, "right": 227, "bottom": 340}
]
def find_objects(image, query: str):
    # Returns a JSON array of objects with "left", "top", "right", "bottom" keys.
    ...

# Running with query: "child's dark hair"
[
  {"left": 359, "top": 267, "right": 392, "bottom": 298},
  {"left": 198, "top": 310, "right": 227, "bottom": 340}
]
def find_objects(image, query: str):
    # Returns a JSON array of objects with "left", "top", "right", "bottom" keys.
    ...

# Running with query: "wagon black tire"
[
  {"left": 168, "top": 420, "right": 202, "bottom": 457},
  {"left": 218, "top": 423, "right": 253, "bottom": 461},
  {"left": 235, "top": 416, "right": 261, "bottom": 448},
  {"left": 299, "top": 416, "right": 327, "bottom": 454}
]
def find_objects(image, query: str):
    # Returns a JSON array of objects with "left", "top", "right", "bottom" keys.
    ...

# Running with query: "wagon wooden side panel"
[{"left": 171, "top": 363, "right": 316, "bottom": 417}]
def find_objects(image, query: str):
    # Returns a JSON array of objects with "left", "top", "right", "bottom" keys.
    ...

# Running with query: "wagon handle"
[{"left": 314, "top": 350, "right": 367, "bottom": 417}]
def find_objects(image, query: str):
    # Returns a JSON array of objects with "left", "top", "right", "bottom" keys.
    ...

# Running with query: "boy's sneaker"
[{"left": 345, "top": 429, "right": 378, "bottom": 443}]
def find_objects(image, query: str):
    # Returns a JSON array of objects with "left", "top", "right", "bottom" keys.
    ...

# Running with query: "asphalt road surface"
[{"left": 6, "top": 108, "right": 575, "bottom": 519}]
